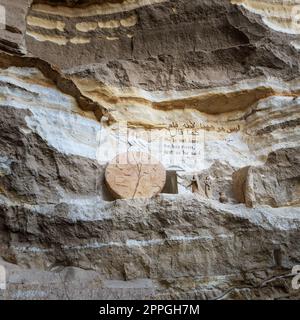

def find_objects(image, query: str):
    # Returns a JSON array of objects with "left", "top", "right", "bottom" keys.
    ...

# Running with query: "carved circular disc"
[{"left": 105, "top": 152, "right": 166, "bottom": 199}]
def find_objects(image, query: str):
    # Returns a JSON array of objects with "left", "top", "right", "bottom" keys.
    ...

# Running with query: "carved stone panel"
[{"left": 105, "top": 152, "right": 166, "bottom": 199}]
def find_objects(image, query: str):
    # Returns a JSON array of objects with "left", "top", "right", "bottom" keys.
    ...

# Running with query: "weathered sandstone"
[
  {"left": 233, "top": 148, "right": 300, "bottom": 208},
  {"left": 0, "top": 0, "right": 299, "bottom": 300}
]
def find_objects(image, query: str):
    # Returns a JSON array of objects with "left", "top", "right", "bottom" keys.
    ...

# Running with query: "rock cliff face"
[{"left": 0, "top": 0, "right": 299, "bottom": 300}]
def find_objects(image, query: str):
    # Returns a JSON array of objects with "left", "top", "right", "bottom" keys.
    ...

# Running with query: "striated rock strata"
[{"left": 0, "top": 0, "right": 299, "bottom": 299}]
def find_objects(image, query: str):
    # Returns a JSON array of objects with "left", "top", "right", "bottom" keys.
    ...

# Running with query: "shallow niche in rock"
[{"left": 180, "top": 161, "right": 238, "bottom": 204}]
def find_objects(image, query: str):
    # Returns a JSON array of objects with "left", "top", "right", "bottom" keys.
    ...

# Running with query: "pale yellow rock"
[
  {"left": 120, "top": 14, "right": 138, "bottom": 27},
  {"left": 106, "top": 36, "right": 119, "bottom": 41},
  {"left": 70, "top": 36, "right": 91, "bottom": 44},
  {"left": 76, "top": 22, "right": 98, "bottom": 32},
  {"left": 26, "top": 31, "right": 68, "bottom": 45},
  {"left": 27, "top": 16, "right": 65, "bottom": 32},
  {"left": 32, "top": 0, "right": 167, "bottom": 18},
  {"left": 98, "top": 20, "right": 120, "bottom": 29}
]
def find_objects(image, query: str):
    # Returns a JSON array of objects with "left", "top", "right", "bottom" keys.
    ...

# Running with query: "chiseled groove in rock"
[
  {"left": 31, "top": 0, "right": 167, "bottom": 17},
  {"left": 27, "top": 15, "right": 66, "bottom": 32},
  {"left": 232, "top": 0, "right": 300, "bottom": 34}
]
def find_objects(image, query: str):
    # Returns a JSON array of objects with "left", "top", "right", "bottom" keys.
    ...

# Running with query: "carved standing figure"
[
  {"left": 219, "top": 192, "right": 228, "bottom": 203},
  {"left": 204, "top": 176, "right": 212, "bottom": 199},
  {"left": 191, "top": 175, "right": 198, "bottom": 194}
]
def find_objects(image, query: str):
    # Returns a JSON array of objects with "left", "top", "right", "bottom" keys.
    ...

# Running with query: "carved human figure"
[
  {"left": 219, "top": 192, "right": 228, "bottom": 203},
  {"left": 191, "top": 175, "right": 198, "bottom": 193},
  {"left": 204, "top": 176, "right": 212, "bottom": 199}
]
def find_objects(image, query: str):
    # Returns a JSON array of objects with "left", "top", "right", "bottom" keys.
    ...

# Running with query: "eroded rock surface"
[
  {"left": 233, "top": 148, "right": 300, "bottom": 208},
  {"left": 0, "top": 0, "right": 299, "bottom": 300},
  {"left": 1, "top": 196, "right": 300, "bottom": 300}
]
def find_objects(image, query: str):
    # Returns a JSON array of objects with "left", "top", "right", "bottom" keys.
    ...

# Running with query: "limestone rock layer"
[{"left": 0, "top": 0, "right": 299, "bottom": 300}]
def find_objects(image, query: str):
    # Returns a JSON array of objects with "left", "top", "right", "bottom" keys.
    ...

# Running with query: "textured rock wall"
[
  {"left": 233, "top": 148, "right": 300, "bottom": 208},
  {"left": 0, "top": 0, "right": 299, "bottom": 300}
]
